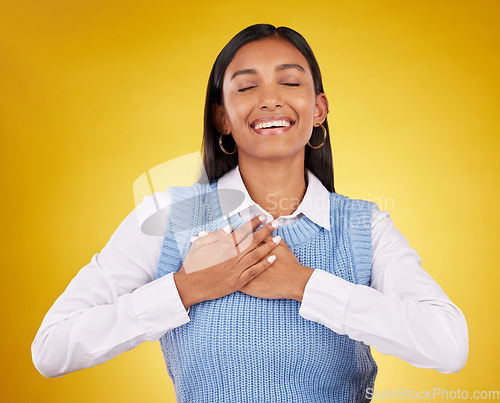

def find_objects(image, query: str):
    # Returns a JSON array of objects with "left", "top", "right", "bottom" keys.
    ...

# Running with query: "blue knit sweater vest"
[{"left": 156, "top": 182, "right": 378, "bottom": 402}]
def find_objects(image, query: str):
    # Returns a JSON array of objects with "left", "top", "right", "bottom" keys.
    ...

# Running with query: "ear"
[
  {"left": 313, "top": 93, "right": 329, "bottom": 125},
  {"left": 212, "top": 103, "right": 229, "bottom": 134}
]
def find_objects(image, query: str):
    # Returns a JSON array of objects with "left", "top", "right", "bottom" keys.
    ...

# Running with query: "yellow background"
[{"left": 1, "top": 0, "right": 499, "bottom": 401}]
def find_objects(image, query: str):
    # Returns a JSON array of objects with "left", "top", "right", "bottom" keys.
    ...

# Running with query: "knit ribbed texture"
[{"left": 156, "top": 182, "right": 378, "bottom": 402}]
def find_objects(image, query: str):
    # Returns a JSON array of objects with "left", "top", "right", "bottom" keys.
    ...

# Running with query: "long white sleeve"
[
  {"left": 299, "top": 208, "right": 469, "bottom": 374},
  {"left": 32, "top": 178, "right": 469, "bottom": 378},
  {"left": 31, "top": 193, "right": 190, "bottom": 378}
]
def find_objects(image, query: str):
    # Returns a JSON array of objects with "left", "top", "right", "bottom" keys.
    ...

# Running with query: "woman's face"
[{"left": 215, "top": 37, "right": 328, "bottom": 163}]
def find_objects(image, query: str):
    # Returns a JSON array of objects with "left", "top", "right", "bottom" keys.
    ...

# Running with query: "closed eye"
[
  {"left": 238, "top": 86, "right": 257, "bottom": 92},
  {"left": 282, "top": 83, "right": 300, "bottom": 87}
]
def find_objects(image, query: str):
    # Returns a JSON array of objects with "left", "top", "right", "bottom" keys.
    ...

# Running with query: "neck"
[{"left": 238, "top": 155, "right": 307, "bottom": 220}]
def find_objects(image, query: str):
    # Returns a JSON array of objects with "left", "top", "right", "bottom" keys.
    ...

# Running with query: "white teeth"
[{"left": 254, "top": 120, "right": 292, "bottom": 130}]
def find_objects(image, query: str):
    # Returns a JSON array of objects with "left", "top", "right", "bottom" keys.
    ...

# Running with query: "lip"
[{"left": 250, "top": 115, "right": 295, "bottom": 136}]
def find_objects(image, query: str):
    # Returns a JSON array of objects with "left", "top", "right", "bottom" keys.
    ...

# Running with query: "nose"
[{"left": 258, "top": 84, "right": 283, "bottom": 111}]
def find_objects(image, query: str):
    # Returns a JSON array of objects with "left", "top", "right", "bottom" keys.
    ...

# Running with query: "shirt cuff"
[
  {"left": 299, "top": 269, "right": 355, "bottom": 334},
  {"left": 130, "top": 272, "right": 190, "bottom": 341}
]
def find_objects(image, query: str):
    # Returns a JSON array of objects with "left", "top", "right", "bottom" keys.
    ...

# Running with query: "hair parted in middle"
[{"left": 200, "top": 23, "right": 335, "bottom": 193}]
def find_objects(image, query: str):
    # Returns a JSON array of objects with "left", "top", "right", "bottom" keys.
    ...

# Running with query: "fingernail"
[
  {"left": 258, "top": 214, "right": 267, "bottom": 222},
  {"left": 223, "top": 224, "right": 231, "bottom": 234},
  {"left": 272, "top": 235, "right": 281, "bottom": 244},
  {"left": 268, "top": 255, "right": 276, "bottom": 263},
  {"left": 198, "top": 231, "right": 208, "bottom": 237},
  {"left": 190, "top": 236, "right": 199, "bottom": 243},
  {"left": 271, "top": 218, "right": 280, "bottom": 229}
]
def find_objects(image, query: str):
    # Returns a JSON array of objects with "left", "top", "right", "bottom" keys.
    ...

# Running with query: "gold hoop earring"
[
  {"left": 307, "top": 123, "right": 327, "bottom": 149},
  {"left": 219, "top": 132, "right": 237, "bottom": 155}
]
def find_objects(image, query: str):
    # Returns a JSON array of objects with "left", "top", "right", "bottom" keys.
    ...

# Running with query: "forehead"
[{"left": 225, "top": 37, "right": 311, "bottom": 77}]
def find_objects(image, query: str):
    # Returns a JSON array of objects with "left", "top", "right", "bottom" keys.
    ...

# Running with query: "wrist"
[
  {"left": 174, "top": 270, "right": 203, "bottom": 310},
  {"left": 291, "top": 265, "right": 314, "bottom": 302}
]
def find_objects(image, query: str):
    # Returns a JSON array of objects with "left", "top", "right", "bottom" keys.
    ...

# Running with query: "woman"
[{"left": 32, "top": 24, "right": 468, "bottom": 402}]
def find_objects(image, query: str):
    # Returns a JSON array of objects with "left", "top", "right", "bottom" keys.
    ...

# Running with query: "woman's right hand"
[{"left": 173, "top": 214, "right": 280, "bottom": 309}]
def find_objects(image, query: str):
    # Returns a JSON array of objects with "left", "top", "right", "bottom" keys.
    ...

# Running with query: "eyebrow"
[
  {"left": 230, "top": 68, "right": 257, "bottom": 80},
  {"left": 230, "top": 63, "right": 306, "bottom": 80},
  {"left": 276, "top": 63, "right": 305, "bottom": 73}
]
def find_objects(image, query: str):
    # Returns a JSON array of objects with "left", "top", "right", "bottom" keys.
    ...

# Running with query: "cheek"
[
  {"left": 293, "top": 95, "right": 316, "bottom": 121},
  {"left": 224, "top": 98, "right": 252, "bottom": 128}
]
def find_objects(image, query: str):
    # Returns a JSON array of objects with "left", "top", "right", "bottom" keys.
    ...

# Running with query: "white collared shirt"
[
  {"left": 32, "top": 167, "right": 468, "bottom": 378},
  {"left": 218, "top": 165, "right": 331, "bottom": 230}
]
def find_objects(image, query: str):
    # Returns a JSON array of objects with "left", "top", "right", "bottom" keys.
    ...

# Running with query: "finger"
[
  {"left": 239, "top": 254, "right": 276, "bottom": 285},
  {"left": 237, "top": 218, "right": 280, "bottom": 255},
  {"left": 190, "top": 230, "right": 210, "bottom": 244},
  {"left": 228, "top": 214, "right": 268, "bottom": 246},
  {"left": 193, "top": 224, "right": 232, "bottom": 246},
  {"left": 238, "top": 235, "right": 281, "bottom": 266},
  {"left": 261, "top": 234, "right": 282, "bottom": 245}
]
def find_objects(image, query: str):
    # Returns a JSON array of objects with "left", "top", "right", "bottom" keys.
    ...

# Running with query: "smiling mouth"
[
  {"left": 251, "top": 120, "right": 294, "bottom": 130},
  {"left": 250, "top": 118, "right": 296, "bottom": 136}
]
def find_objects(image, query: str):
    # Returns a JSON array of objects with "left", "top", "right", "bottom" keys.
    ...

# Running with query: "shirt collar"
[{"left": 217, "top": 165, "right": 331, "bottom": 230}]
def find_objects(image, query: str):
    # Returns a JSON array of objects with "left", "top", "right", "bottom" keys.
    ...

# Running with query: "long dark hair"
[{"left": 201, "top": 24, "right": 335, "bottom": 193}]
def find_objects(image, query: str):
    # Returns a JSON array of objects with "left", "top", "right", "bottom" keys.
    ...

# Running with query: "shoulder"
[
  {"left": 165, "top": 181, "right": 216, "bottom": 202},
  {"left": 328, "top": 192, "right": 392, "bottom": 232},
  {"left": 135, "top": 182, "right": 213, "bottom": 222},
  {"left": 329, "top": 191, "right": 379, "bottom": 212},
  {"left": 133, "top": 182, "right": 217, "bottom": 236}
]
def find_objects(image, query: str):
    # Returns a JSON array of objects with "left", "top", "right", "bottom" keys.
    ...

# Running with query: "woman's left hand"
[{"left": 238, "top": 236, "right": 314, "bottom": 302}]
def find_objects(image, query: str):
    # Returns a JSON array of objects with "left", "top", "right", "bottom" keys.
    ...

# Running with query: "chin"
[{"left": 242, "top": 147, "right": 305, "bottom": 162}]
